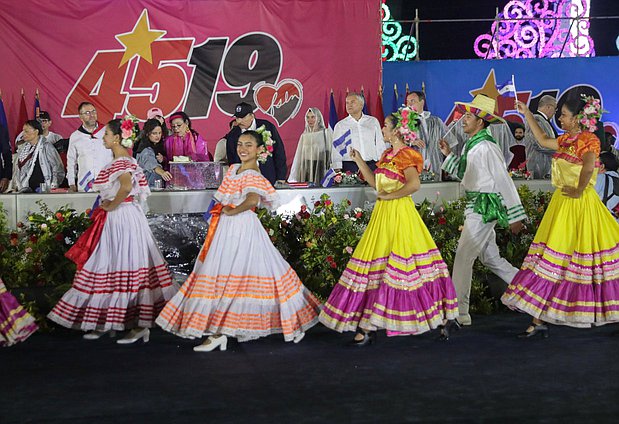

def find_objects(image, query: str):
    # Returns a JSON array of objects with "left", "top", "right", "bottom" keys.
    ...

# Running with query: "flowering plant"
[
  {"left": 577, "top": 95, "right": 607, "bottom": 133},
  {"left": 120, "top": 115, "right": 140, "bottom": 148},
  {"left": 255, "top": 125, "right": 275, "bottom": 164},
  {"left": 332, "top": 169, "right": 365, "bottom": 186},
  {"left": 393, "top": 106, "right": 420, "bottom": 145},
  {"left": 1, "top": 201, "right": 92, "bottom": 326},
  {"left": 509, "top": 161, "right": 532, "bottom": 180},
  {"left": 257, "top": 194, "right": 371, "bottom": 299},
  {"left": 294, "top": 195, "right": 371, "bottom": 298},
  {"left": 0, "top": 201, "right": 91, "bottom": 290}
]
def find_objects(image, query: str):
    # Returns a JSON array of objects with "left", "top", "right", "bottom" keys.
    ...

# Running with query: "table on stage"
[{"left": 0, "top": 180, "right": 553, "bottom": 229}]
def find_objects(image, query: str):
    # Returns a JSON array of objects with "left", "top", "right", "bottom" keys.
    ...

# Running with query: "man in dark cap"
[{"left": 224, "top": 102, "right": 287, "bottom": 185}]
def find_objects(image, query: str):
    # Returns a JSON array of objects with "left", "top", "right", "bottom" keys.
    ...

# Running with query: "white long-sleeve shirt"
[
  {"left": 66, "top": 125, "right": 112, "bottom": 191},
  {"left": 331, "top": 114, "right": 385, "bottom": 168},
  {"left": 442, "top": 138, "right": 525, "bottom": 224}
]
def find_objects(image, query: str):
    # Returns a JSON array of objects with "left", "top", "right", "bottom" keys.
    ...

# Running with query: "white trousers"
[{"left": 452, "top": 212, "right": 518, "bottom": 322}]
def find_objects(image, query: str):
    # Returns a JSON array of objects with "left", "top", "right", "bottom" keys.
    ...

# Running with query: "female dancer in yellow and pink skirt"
[
  {"left": 502, "top": 96, "right": 619, "bottom": 337},
  {"left": 48, "top": 118, "right": 177, "bottom": 344},
  {"left": 156, "top": 130, "right": 321, "bottom": 352},
  {"left": 0, "top": 277, "right": 37, "bottom": 346},
  {"left": 319, "top": 107, "right": 459, "bottom": 345}
]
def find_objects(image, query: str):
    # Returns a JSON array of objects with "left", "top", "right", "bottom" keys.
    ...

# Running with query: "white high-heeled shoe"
[
  {"left": 293, "top": 332, "right": 305, "bottom": 343},
  {"left": 193, "top": 335, "right": 228, "bottom": 352},
  {"left": 83, "top": 330, "right": 116, "bottom": 340},
  {"left": 117, "top": 328, "right": 150, "bottom": 344}
]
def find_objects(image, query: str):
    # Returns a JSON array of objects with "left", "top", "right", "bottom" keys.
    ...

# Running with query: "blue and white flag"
[
  {"left": 203, "top": 199, "right": 217, "bottom": 222},
  {"left": 79, "top": 171, "right": 94, "bottom": 192},
  {"left": 496, "top": 79, "right": 516, "bottom": 97},
  {"left": 89, "top": 195, "right": 101, "bottom": 217},
  {"left": 332, "top": 129, "right": 352, "bottom": 157},
  {"left": 321, "top": 168, "right": 337, "bottom": 188}
]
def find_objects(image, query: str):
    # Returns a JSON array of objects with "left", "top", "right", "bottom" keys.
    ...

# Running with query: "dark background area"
[{"left": 386, "top": 0, "right": 619, "bottom": 60}]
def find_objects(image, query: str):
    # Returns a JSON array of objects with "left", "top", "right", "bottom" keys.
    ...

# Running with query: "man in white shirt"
[
  {"left": 440, "top": 94, "right": 525, "bottom": 326},
  {"left": 331, "top": 92, "right": 384, "bottom": 173},
  {"left": 67, "top": 102, "right": 112, "bottom": 192}
]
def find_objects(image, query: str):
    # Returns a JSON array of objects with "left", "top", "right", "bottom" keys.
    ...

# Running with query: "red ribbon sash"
[{"left": 65, "top": 208, "right": 108, "bottom": 270}]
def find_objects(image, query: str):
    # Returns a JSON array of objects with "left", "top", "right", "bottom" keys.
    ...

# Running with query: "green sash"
[
  {"left": 465, "top": 191, "right": 509, "bottom": 229},
  {"left": 456, "top": 128, "right": 497, "bottom": 180}
]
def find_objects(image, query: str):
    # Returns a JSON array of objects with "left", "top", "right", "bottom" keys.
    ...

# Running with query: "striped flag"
[
  {"left": 0, "top": 95, "right": 9, "bottom": 150},
  {"left": 329, "top": 90, "right": 338, "bottom": 131},
  {"left": 333, "top": 129, "right": 352, "bottom": 157},
  {"left": 391, "top": 83, "right": 399, "bottom": 114},
  {"left": 34, "top": 91, "right": 41, "bottom": 118},
  {"left": 375, "top": 86, "right": 385, "bottom": 127},
  {"left": 89, "top": 196, "right": 101, "bottom": 217},
  {"left": 320, "top": 168, "right": 337, "bottom": 188},
  {"left": 203, "top": 199, "right": 217, "bottom": 222},
  {"left": 496, "top": 79, "right": 516, "bottom": 97},
  {"left": 79, "top": 170, "right": 94, "bottom": 192},
  {"left": 361, "top": 87, "right": 369, "bottom": 115}
]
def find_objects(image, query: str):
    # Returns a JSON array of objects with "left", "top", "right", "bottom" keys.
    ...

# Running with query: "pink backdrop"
[{"left": 0, "top": 0, "right": 382, "bottom": 166}]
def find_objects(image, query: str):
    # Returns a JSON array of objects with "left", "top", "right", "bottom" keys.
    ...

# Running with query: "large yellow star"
[
  {"left": 115, "top": 10, "right": 166, "bottom": 66},
  {"left": 470, "top": 69, "right": 501, "bottom": 112}
]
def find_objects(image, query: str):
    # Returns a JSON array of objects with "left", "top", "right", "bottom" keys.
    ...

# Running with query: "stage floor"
[{"left": 3, "top": 312, "right": 618, "bottom": 424}]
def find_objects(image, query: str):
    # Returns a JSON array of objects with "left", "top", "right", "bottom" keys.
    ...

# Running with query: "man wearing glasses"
[
  {"left": 66, "top": 102, "right": 112, "bottom": 192},
  {"left": 37, "top": 111, "right": 62, "bottom": 146}
]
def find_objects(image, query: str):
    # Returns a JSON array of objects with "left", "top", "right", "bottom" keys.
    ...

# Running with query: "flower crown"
[
  {"left": 120, "top": 115, "right": 140, "bottom": 148},
  {"left": 577, "top": 94, "right": 607, "bottom": 133},
  {"left": 393, "top": 106, "right": 420, "bottom": 145},
  {"left": 256, "top": 125, "right": 275, "bottom": 164}
]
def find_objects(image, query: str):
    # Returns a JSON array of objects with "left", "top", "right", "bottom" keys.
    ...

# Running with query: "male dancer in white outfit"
[{"left": 439, "top": 95, "right": 526, "bottom": 325}]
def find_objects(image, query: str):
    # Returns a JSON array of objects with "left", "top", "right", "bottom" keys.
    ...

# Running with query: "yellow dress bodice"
[
  {"left": 550, "top": 132, "right": 600, "bottom": 189},
  {"left": 374, "top": 147, "right": 423, "bottom": 194}
]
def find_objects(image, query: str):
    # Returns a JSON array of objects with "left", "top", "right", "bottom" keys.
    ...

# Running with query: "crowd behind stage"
[
  {"left": 1, "top": 84, "right": 618, "bottom": 350},
  {"left": 2, "top": 90, "right": 617, "bottom": 190}
]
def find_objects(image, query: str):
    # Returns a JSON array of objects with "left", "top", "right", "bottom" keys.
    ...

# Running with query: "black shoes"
[
  {"left": 348, "top": 330, "right": 376, "bottom": 347},
  {"left": 517, "top": 322, "right": 549, "bottom": 338},
  {"left": 437, "top": 319, "right": 461, "bottom": 341}
]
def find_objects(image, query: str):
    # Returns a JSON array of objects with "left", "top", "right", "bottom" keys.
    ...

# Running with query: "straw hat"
[{"left": 454, "top": 94, "right": 505, "bottom": 124}]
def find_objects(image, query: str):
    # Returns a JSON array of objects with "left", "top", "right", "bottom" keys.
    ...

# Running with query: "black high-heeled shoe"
[
  {"left": 517, "top": 322, "right": 549, "bottom": 338},
  {"left": 347, "top": 330, "right": 376, "bottom": 347},
  {"left": 437, "top": 319, "right": 461, "bottom": 341}
]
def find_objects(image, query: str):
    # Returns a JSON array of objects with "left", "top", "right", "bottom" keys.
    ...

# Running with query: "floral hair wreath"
[
  {"left": 576, "top": 94, "right": 607, "bottom": 133},
  {"left": 256, "top": 125, "right": 275, "bottom": 164},
  {"left": 393, "top": 106, "right": 420, "bottom": 145},
  {"left": 120, "top": 115, "right": 140, "bottom": 148}
]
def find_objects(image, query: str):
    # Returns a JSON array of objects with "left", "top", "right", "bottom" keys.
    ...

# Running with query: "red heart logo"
[{"left": 253, "top": 79, "right": 303, "bottom": 126}]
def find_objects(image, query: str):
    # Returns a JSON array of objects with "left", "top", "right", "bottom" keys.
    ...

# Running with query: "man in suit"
[
  {"left": 0, "top": 122, "right": 11, "bottom": 193},
  {"left": 225, "top": 102, "right": 287, "bottom": 185},
  {"left": 524, "top": 95, "right": 557, "bottom": 179}
]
